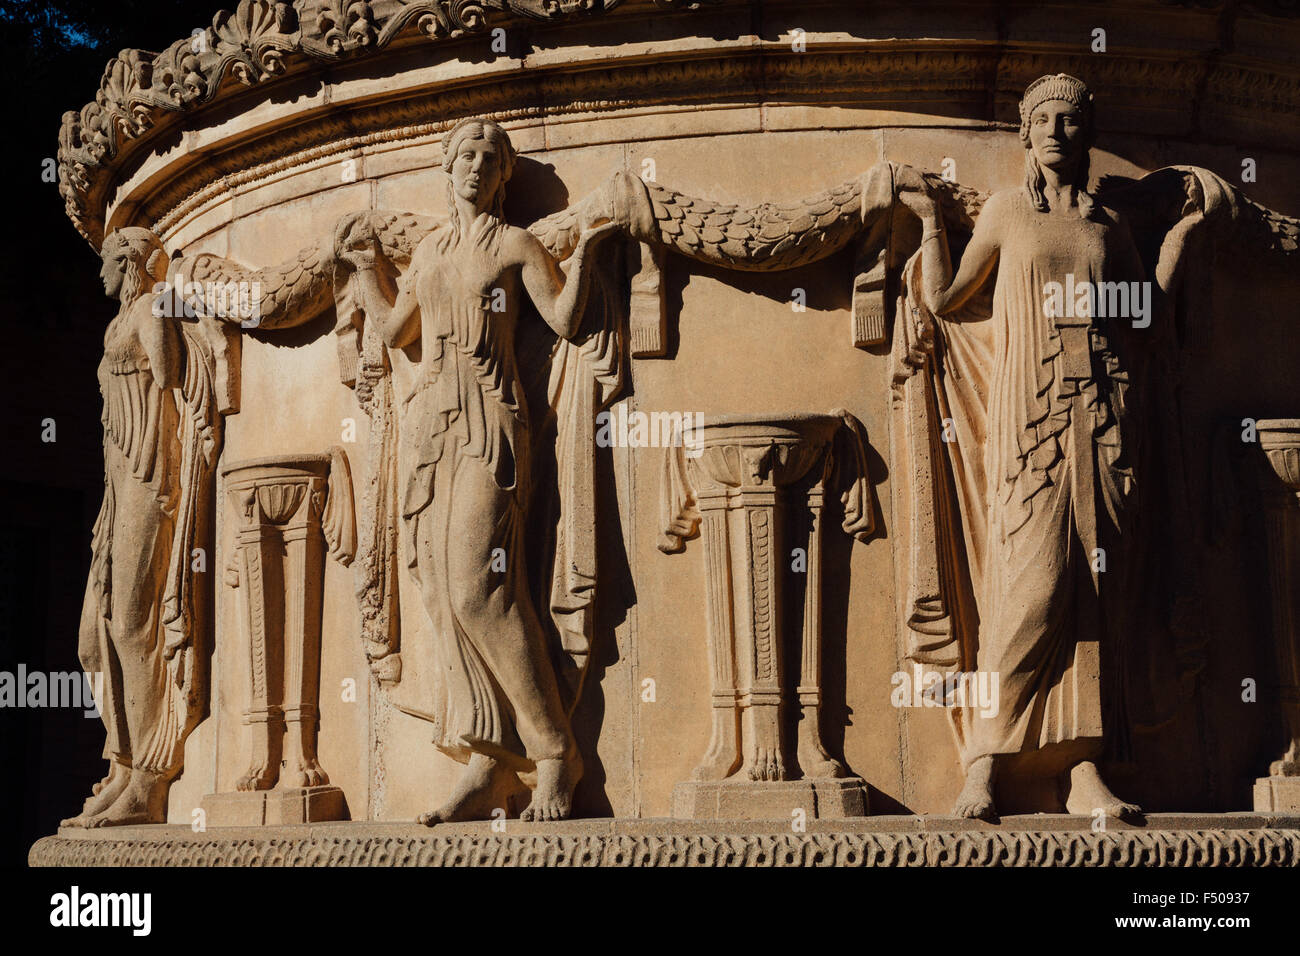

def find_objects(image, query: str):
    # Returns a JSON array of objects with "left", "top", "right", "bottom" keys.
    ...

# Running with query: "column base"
[
  {"left": 1254, "top": 775, "right": 1300, "bottom": 812},
  {"left": 200, "top": 785, "right": 348, "bottom": 827},
  {"left": 672, "top": 777, "right": 867, "bottom": 820}
]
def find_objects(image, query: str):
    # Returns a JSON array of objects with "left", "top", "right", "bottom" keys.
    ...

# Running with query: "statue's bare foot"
[
  {"left": 953, "top": 755, "right": 998, "bottom": 820},
  {"left": 690, "top": 713, "right": 741, "bottom": 781},
  {"left": 90, "top": 766, "right": 115, "bottom": 797},
  {"left": 521, "top": 752, "right": 582, "bottom": 823},
  {"left": 798, "top": 733, "right": 848, "bottom": 779},
  {"left": 62, "top": 761, "right": 131, "bottom": 827},
  {"left": 84, "top": 769, "right": 168, "bottom": 827},
  {"left": 745, "top": 745, "right": 785, "bottom": 782},
  {"left": 418, "top": 754, "right": 508, "bottom": 826},
  {"left": 1065, "top": 760, "right": 1141, "bottom": 821},
  {"left": 282, "top": 756, "right": 329, "bottom": 789},
  {"left": 236, "top": 761, "right": 277, "bottom": 792}
]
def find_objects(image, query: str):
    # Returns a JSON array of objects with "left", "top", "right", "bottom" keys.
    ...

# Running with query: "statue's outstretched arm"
[
  {"left": 1097, "top": 166, "right": 1300, "bottom": 287},
  {"left": 517, "top": 223, "right": 620, "bottom": 340},
  {"left": 169, "top": 209, "right": 440, "bottom": 333}
]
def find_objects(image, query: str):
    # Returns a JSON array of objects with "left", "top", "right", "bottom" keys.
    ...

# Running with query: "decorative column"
[
  {"left": 1255, "top": 419, "right": 1300, "bottom": 812},
  {"left": 660, "top": 412, "right": 874, "bottom": 819},
  {"left": 202, "top": 448, "right": 356, "bottom": 826},
  {"left": 798, "top": 463, "right": 849, "bottom": 779}
]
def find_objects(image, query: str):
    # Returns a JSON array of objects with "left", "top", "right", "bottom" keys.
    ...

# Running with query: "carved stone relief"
[
  {"left": 659, "top": 412, "right": 876, "bottom": 819},
  {"left": 37, "top": 0, "right": 1300, "bottom": 867},
  {"left": 200, "top": 449, "right": 356, "bottom": 826},
  {"left": 61, "top": 228, "right": 236, "bottom": 829}
]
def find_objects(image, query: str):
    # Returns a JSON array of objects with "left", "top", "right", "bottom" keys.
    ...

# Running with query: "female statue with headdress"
[
  {"left": 63, "top": 227, "right": 209, "bottom": 827},
  {"left": 338, "top": 118, "right": 617, "bottom": 823},
  {"left": 897, "top": 74, "right": 1147, "bottom": 820}
]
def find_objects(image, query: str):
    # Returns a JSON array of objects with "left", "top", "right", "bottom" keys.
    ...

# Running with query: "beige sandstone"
[{"left": 34, "top": 0, "right": 1300, "bottom": 865}]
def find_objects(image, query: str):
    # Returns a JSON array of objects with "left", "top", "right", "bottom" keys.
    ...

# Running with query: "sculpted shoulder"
[
  {"left": 410, "top": 222, "right": 455, "bottom": 265},
  {"left": 127, "top": 287, "right": 166, "bottom": 327},
  {"left": 500, "top": 223, "right": 548, "bottom": 267},
  {"left": 980, "top": 188, "right": 1024, "bottom": 223}
]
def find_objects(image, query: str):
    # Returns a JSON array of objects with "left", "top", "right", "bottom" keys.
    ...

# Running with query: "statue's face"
[
  {"left": 100, "top": 245, "right": 128, "bottom": 299},
  {"left": 1028, "top": 100, "right": 1086, "bottom": 172},
  {"left": 450, "top": 135, "right": 504, "bottom": 212}
]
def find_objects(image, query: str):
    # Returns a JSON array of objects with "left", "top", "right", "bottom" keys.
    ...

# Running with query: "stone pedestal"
[
  {"left": 201, "top": 786, "right": 347, "bottom": 827},
  {"left": 660, "top": 412, "right": 874, "bottom": 816},
  {"left": 672, "top": 779, "right": 868, "bottom": 821},
  {"left": 1254, "top": 776, "right": 1300, "bottom": 813},
  {"left": 1254, "top": 420, "right": 1300, "bottom": 811},
  {"left": 201, "top": 453, "right": 354, "bottom": 824}
]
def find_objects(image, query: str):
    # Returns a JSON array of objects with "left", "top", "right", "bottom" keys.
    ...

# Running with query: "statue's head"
[
  {"left": 1018, "top": 74, "right": 1096, "bottom": 212},
  {"left": 441, "top": 117, "right": 516, "bottom": 219},
  {"left": 100, "top": 227, "right": 167, "bottom": 305}
]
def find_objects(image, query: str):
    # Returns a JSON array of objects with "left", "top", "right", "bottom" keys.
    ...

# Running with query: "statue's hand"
[
  {"left": 904, "top": 303, "right": 936, "bottom": 368},
  {"left": 578, "top": 220, "right": 621, "bottom": 248},
  {"left": 894, "top": 165, "right": 938, "bottom": 220},
  {"left": 560, "top": 221, "right": 621, "bottom": 276},
  {"left": 335, "top": 211, "right": 383, "bottom": 270},
  {"left": 338, "top": 239, "right": 379, "bottom": 272}
]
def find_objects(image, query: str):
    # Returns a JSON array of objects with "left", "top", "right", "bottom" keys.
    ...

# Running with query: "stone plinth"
[
  {"left": 29, "top": 815, "right": 1300, "bottom": 867},
  {"left": 1255, "top": 777, "right": 1300, "bottom": 813},
  {"left": 672, "top": 778, "right": 868, "bottom": 821},
  {"left": 200, "top": 786, "right": 347, "bottom": 827}
]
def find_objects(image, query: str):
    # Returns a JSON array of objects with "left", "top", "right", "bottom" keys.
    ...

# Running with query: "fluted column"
[
  {"left": 662, "top": 412, "right": 873, "bottom": 819},
  {"left": 202, "top": 450, "right": 356, "bottom": 826},
  {"left": 1256, "top": 420, "right": 1300, "bottom": 812}
]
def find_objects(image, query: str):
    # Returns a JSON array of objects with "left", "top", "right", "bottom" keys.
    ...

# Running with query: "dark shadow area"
[
  {"left": 0, "top": 0, "right": 238, "bottom": 866},
  {"left": 514, "top": 163, "right": 635, "bottom": 817}
]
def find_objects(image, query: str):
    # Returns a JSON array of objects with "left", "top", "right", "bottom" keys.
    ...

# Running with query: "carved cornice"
[
  {"left": 130, "top": 49, "right": 1293, "bottom": 251},
  {"left": 58, "top": 0, "right": 705, "bottom": 246},
  {"left": 57, "top": 1, "right": 1300, "bottom": 248},
  {"left": 29, "top": 823, "right": 1300, "bottom": 866}
]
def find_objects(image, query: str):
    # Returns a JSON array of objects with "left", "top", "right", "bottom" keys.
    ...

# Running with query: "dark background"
[{"left": 0, "top": 0, "right": 219, "bottom": 867}]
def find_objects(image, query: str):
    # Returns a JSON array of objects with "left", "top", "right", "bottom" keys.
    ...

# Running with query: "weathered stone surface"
[
  {"left": 30, "top": 817, "right": 1300, "bottom": 867},
  {"left": 37, "top": 0, "right": 1300, "bottom": 865},
  {"left": 200, "top": 785, "right": 347, "bottom": 826},
  {"left": 671, "top": 778, "right": 869, "bottom": 820}
]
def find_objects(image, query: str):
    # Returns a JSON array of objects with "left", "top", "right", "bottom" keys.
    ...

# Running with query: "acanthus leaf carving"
[{"left": 211, "top": 0, "right": 302, "bottom": 84}]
